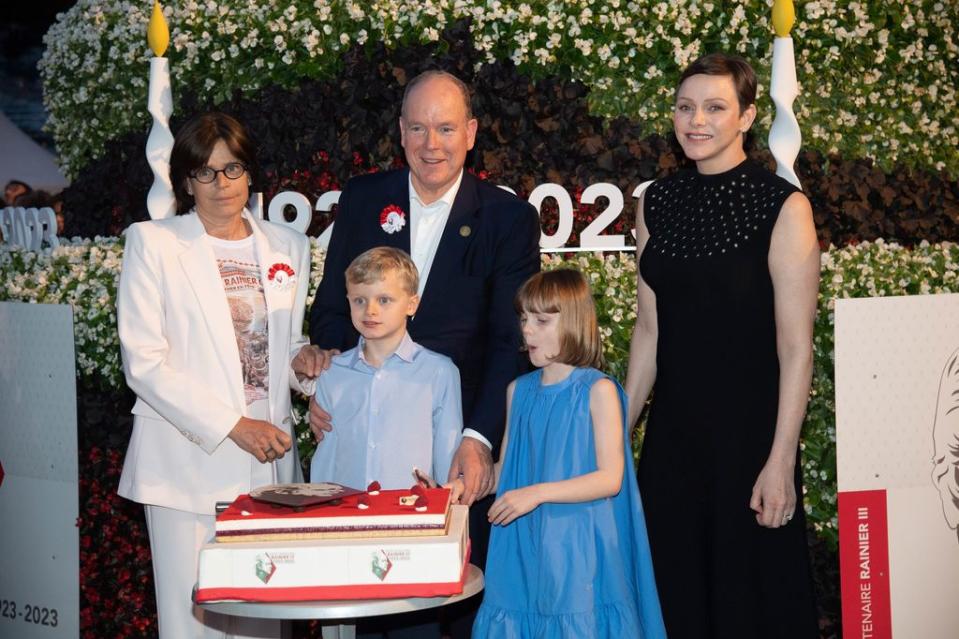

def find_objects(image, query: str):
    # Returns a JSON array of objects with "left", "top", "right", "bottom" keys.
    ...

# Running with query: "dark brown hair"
[
  {"left": 169, "top": 112, "right": 257, "bottom": 214},
  {"left": 514, "top": 269, "right": 603, "bottom": 369},
  {"left": 678, "top": 52, "right": 757, "bottom": 113}
]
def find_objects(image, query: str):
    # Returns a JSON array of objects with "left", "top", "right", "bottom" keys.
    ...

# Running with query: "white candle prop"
[
  {"left": 146, "top": 1, "right": 176, "bottom": 219},
  {"left": 768, "top": 0, "right": 802, "bottom": 190}
]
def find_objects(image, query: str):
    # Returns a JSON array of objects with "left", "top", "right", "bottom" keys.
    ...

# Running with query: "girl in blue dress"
[{"left": 467, "top": 269, "right": 666, "bottom": 639}]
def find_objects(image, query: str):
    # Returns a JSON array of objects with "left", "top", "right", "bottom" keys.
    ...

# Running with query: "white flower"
[{"left": 37, "top": 0, "right": 959, "bottom": 179}]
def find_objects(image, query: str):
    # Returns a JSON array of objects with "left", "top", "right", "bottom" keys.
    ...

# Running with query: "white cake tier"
[{"left": 196, "top": 505, "right": 469, "bottom": 602}]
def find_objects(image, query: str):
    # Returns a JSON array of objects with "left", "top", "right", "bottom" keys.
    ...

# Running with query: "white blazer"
[{"left": 117, "top": 210, "right": 312, "bottom": 514}]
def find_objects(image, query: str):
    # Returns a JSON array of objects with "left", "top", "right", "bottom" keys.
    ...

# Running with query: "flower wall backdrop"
[
  {"left": 54, "top": 34, "right": 959, "bottom": 246},
  {"left": 26, "top": 2, "right": 959, "bottom": 634},
  {"left": 5, "top": 239, "right": 959, "bottom": 549},
  {"left": 41, "top": 0, "right": 959, "bottom": 178}
]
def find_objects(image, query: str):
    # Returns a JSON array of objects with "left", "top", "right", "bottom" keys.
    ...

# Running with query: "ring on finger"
[{"left": 782, "top": 513, "right": 793, "bottom": 525}]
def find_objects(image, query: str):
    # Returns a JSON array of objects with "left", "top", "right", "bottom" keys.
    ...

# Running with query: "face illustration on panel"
[{"left": 932, "top": 348, "right": 959, "bottom": 541}]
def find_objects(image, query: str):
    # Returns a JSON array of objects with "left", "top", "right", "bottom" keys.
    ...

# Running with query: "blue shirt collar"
[{"left": 352, "top": 331, "right": 419, "bottom": 369}]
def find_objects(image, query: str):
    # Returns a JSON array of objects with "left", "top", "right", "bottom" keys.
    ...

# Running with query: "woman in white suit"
[{"left": 117, "top": 112, "right": 323, "bottom": 638}]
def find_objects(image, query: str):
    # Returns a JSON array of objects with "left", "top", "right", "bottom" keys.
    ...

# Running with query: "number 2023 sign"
[{"left": 259, "top": 181, "right": 654, "bottom": 253}]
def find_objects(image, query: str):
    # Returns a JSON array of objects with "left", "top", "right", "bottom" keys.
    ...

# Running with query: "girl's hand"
[
  {"left": 444, "top": 478, "right": 466, "bottom": 504},
  {"left": 749, "top": 459, "right": 797, "bottom": 528},
  {"left": 488, "top": 486, "right": 542, "bottom": 526}
]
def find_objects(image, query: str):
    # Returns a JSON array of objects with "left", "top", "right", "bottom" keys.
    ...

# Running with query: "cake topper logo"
[
  {"left": 371, "top": 550, "right": 393, "bottom": 581},
  {"left": 255, "top": 553, "right": 277, "bottom": 584}
]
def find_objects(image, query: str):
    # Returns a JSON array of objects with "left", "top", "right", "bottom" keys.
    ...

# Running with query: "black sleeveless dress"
[{"left": 636, "top": 159, "right": 818, "bottom": 638}]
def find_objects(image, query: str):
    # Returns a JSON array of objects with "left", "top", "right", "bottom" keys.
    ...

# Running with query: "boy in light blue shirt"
[{"left": 309, "top": 247, "right": 462, "bottom": 489}]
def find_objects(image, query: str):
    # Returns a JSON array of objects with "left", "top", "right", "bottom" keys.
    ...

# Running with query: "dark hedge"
[{"left": 62, "top": 21, "right": 957, "bottom": 247}]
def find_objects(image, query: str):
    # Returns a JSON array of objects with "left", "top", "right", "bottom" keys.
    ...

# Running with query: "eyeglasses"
[{"left": 190, "top": 162, "right": 248, "bottom": 184}]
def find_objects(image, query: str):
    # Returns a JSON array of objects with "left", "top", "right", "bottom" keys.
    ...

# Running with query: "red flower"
[
  {"left": 267, "top": 262, "right": 296, "bottom": 290},
  {"left": 379, "top": 205, "right": 406, "bottom": 234},
  {"left": 267, "top": 263, "right": 295, "bottom": 279}
]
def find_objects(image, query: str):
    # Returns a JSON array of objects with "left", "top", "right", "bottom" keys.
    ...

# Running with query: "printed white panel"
[
  {"left": 836, "top": 294, "right": 959, "bottom": 639},
  {"left": 0, "top": 302, "right": 79, "bottom": 637}
]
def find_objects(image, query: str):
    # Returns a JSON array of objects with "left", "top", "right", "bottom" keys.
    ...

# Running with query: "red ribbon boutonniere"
[
  {"left": 267, "top": 262, "right": 296, "bottom": 291},
  {"left": 379, "top": 204, "right": 407, "bottom": 234}
]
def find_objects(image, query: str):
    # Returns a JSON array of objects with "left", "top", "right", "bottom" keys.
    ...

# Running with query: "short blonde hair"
[
  {"left": 514, "top": 269, "right": 603, "bottom": 369},
  {"left": 345, "top": 247, "right": 419, "bottom": 295}
]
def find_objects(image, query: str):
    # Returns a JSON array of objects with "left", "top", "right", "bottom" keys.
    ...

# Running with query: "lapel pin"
[
  {"left": 267, "top": 262, "right": 296, "bottom": 291},
  {"left": 459, "top": 225, "right": 471, "bottom": 238}
]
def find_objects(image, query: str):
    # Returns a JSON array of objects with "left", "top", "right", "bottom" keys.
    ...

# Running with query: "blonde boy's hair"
[
  {"left": 345, "top": 247, "right": 419, "bottom": 295},
  {"left": 514, "top": 269, "right": 603, "bottom": 369}
]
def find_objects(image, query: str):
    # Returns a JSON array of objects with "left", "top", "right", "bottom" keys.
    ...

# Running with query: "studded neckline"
[
  {"left": 690, "top": 158, "right": 751, "bottom": 184},
  {"left": 641, "top": 160, "right": 797, "bottom": 260}
]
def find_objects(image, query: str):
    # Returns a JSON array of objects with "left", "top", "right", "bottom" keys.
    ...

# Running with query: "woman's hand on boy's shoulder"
[
  {"left": 292, "top": 345, "right": 338, "bottom": 381},
  {"left": 488, "top": 486, "right": 542, "bottom": 526}
]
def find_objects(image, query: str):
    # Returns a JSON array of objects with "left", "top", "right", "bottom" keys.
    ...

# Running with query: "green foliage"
[
  {"left": 0, "top": 238, "right": 124, "bottom": 389},
  {"left": 41, "top": 0, "right": 959, "bottom": 178},
  {"left": 6, "top": 238, "right": 959, "bottom": 549}
]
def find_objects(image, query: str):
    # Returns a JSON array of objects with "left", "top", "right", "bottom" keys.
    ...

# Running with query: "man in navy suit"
[{"left": 309, "top": 70, "right": 540, "bottom": 637}]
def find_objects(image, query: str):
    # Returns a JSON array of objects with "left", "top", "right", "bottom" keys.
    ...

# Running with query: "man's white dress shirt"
[{"left": 408, "top": 171, "right": 492, "bottom": 450}]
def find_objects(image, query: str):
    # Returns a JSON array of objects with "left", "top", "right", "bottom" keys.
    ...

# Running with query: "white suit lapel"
[{"left": 247, "top": 212, "right": 293, "bottom": 423}]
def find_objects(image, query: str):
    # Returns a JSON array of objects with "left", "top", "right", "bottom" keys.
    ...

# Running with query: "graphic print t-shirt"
[{"left": 209, "top": 235, "right": 269, "bottom": 406}]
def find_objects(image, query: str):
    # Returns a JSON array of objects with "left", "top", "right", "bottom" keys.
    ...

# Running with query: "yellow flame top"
[
  {"left": 772, "top": 0, "right": 795, "bottom": 37},
  {"left": 147, "top": 1, "right": 169, "bottom": 57}
]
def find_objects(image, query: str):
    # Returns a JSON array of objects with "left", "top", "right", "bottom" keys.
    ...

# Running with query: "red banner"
[{"left": 838, "top": 489, "right": 892, "bottom": 639}]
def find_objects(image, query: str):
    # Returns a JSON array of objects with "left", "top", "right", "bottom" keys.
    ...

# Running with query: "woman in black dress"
[{"left": 625, "top": 53, "right": 820, "bottom": 637}]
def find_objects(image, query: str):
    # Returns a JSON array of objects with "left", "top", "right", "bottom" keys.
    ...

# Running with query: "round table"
[{"left": 197, "top": 564, "right": 484, "bottom": 639}]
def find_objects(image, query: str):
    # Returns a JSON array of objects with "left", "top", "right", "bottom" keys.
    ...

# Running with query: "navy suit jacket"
[{"left": 310, "top": 169, "right": 540, "bottom": 453}]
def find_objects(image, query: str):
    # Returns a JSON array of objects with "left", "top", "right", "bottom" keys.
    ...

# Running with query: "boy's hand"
[
  {"left": 447, "top": 438, "right": 494, "bottom": 506},
  {"left": 309, "top": 396, "right": 333, "bottom": 442},
  {"left": 488, "top": 486, "right": 541, "bottom": 526},
  {"left": 444, "top": 478, "right": 466, "bottom": 504}
]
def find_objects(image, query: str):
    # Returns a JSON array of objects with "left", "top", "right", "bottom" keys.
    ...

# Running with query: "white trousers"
[{"left": 144, "top": 504, "right": 283, "bottom": 639}]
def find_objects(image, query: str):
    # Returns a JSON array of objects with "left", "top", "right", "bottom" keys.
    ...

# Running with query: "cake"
[
  {"left": 215, "top": 485, "right": 452, "bottom": 542},
  {"left": 194, "top": 485, "right": 471, "bottom": 603}
]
